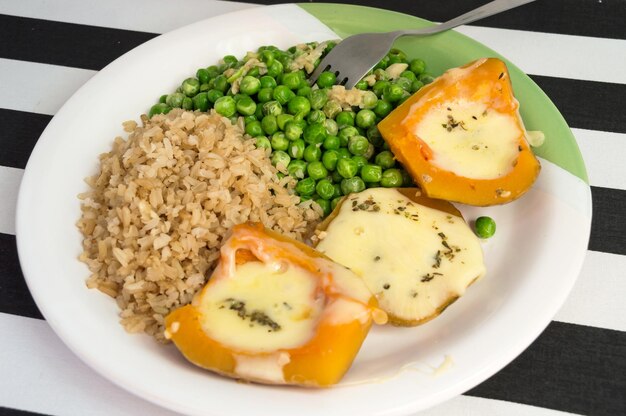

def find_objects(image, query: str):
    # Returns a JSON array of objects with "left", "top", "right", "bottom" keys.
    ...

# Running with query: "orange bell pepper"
[{"left": 165, "top": 223, "right": 385, "bottom": 387}]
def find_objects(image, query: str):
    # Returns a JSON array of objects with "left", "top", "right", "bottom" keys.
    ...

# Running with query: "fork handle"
[{"left": 394, "top": 0, "right": 537, "bottom": 36}]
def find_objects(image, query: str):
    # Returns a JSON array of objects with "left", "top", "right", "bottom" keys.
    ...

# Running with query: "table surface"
[{"left": 1, "top": 0, "right": 625, "bottom": 415}]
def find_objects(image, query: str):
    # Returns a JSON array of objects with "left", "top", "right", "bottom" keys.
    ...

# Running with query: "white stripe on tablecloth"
[
  {"left": 0, "top": 0, "right": 257, "bottom": 33},
  {"left": 0, "top": 166, "right": 22, "bottom": 236},
  {"left": 571, "top": 128, "right": 626, "bottom": 191},
  {"left": 0, "top": 312, "right": 578, "bottom": 416},
  {"left": 555, "top": 250, "right": 626, "bottom": 332},
  {"left": 455, "top": 26, "right": 626, "bottom": 85},
  {"left": 0, "top": 59, "right": 95, "bottom": 115},
  {"left": 1, "top": 0, "right": 626, "bottom": 85}
]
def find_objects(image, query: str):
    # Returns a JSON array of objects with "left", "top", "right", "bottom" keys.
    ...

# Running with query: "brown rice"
[{"left": 77, "top": 109, "right": 321, "bottom": 342}]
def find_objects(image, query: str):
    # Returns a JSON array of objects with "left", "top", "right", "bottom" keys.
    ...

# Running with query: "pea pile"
[{"left": 149, "top": 41, "right": 436, "bottom": 216}]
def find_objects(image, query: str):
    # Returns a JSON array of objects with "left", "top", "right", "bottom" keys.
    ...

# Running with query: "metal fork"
[{"left": 309, "top": 0, "right": 537, "bottom": 89}]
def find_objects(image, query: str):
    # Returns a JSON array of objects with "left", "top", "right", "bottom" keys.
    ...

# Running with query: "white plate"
[{"left": 16, "top": 4, "right": 592, "bottom": 416}]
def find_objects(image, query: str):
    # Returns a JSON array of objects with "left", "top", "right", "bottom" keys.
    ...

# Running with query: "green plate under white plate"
[{"left": 16, "top": 4, "right": 592, "bottom": 416}]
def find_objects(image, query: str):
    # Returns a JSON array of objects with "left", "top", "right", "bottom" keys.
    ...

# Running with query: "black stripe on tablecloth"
[
  {"left": 0, "top": 233, "right": 43, "bottom": 320},
  {"left": 235, "top": 0, "right": 626, "bottom": 40},
  {"left": 467, "top": 321, "right": 626, "bottom": 416},
  {"left": 0, "top": 14, "right": 157, "bottom": 71},
  {"left": 0, "top": 407, "right": 47, "bottom": 416},
  {"left": 589, "top": 187, "right": 626, "bottom": 256},
  {"left": 0, "top": 109, "right": 51, "bottom": 170}
]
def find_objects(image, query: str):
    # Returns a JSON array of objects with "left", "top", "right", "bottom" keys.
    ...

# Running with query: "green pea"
[
  {"left": 287, "top": 160, "right": 307, "bottom": 179},
  {"left": 192, "top": 92, "right": 210, "bottom": 112},
  {"left": 297, "top": 85, "right": 312, "bottom": 97},
  {"left": 361, "top": 91, "right": 378, "bottom": 109},
  {"left": 363, "top": 143, "right": 375, "bottom": 160},
  {"left": 254, "top": 104, "right": 263, "bottom": 120},
  {"left": 260, "top": 76, "right": 277, "bottom": 89},
  {"left": 323, "top": 119, "right": 338, "bottom": 137},
  {"left": 323, "top": 100, "right": 342, "bottom": 119},
  {"left": 388, "top": 48, "right": 407, "bottom": 63},
  {"left": 222, "top": 55, "right": 238, "bottom": 66},
  {"left": 400, "top": 70, "right": 417, "bottom": 82},
  {"left": 474, "top": 216, "right": 496, "bottom": 239},
  {"left": 267, "top": 61, "right": 284, "bottom": 78},
  {"left": 373, "top": 99, "right": 393, "bottom": 118},
  {"left": 341, "top": 177, "right": 366, "bottom": 195},
  {"left": 336, "top": 111, "right": 355, "bottom": 128},
  {"left": 314, "top": 198, "right": 332, "bottom": 216},
  {"left": 214, "top": 96, "right": 237, "bottom": 117},
  {"left": 206, "top": 65, "right": 221, "bottom": 78},
  {"left": 337, "top": 148, "right": 352, "bottom": 160},
  {"left": 182, "top": 78, "right": 200, "bottom": 97},
  {"left": 331, "top": 170, "right": 343, "bottom": 183},
  {"left": 361, "top": 164, "right": 383, "bottom": 183},
  {"left": 262, "top": 100, "right": 283, "bottom": 116},
  {"left": 255, "top": 136, "right": 271, "bottom": 150},
  {"left": 304, "top": 144, "right": 322, "bottom": 162},
  {"left": 199, "top": 83, "right": 210, "bottom": 92},
  {"left": 284, "top": 121, "right": 303, "bottom": 141},
  {"left": 207, "top": 89, "right": 224, "bottom": 103},
  {"left": 352, "top": 155, "right": 368, "bottom": 171},
  {"left": 233, "top": 93, "right": 248, "bottom": 103},
  {"left": 288, "top": 139, "right": 306, "bottom": 159},
  {"left": 247, "top": 67, "right": 260, "bottom": 78},
  {"left": 354, "top": 80, "right": 369, "bottom": 90},
  {"left": 372, "top": 80, "right": 390, "bottom": 97},
  {"left": 260, "top": 50, "right": 275, "bottom": 66},
  {"left": 212, "top": 75, "right": 229, "bottom": 93},
  {"left": 323, "top": 135, "right": 340, "bottom": 150},
  {"left": 244, "top": 115, "right": 257, "bottom": 124},
  {"left": 381, "top": 168, "right": 403, "bottom": 187},
  {"left": 332, "top": 183, "right": 342, "bottom": 198},
  {"left": 366, "top": 126, "right": 385, "bottom": 147},
  {"left": 148, "top": 103, "right": 171, "bottom": 118},
  {"left": 375, "top": 150, "right": 396, "bottom": 169},
  {"left": 331, "top": 196, "right": 343, "bottom": 210},
  {"left": 307, "top": 161, "right": 328, "bottom": 180},
  {"left": 196, "top": 68, "right": 210, "bottom": 84},
  {"left": 258, "top": 87, "right": 274, "bottom": 103},
  {"left": 384, "top": 83, "right": 405, "bottom": 102},
  {"left": 239, "top": 76, "right": 261, "bottom": 95},
  {"left": 410, "top": 79, "right": 425, "bottom": 93},
  {"left": 303, "top": 123, "right": 327, "bottom": 145},
  {"left": 262, "top": 115, "right": 279, "bottom": 135},
  {"left": 395, "top": 77, "right": 412, "bottom": 92},
  {"left": 236, "top": 96, "right": 257, "bottom": 116},
  {"left": 295, "top": 177, "right": 316, "bottom": 196},
  {"left": 158, "top": 94, "right": 168, "bottom": 104},
  {"left": 309, "top": 89, "right": 328, "bottom": 110},
  {"left": 409, "top": 58, "right": 426, "bottom": 75},
  {"left": 271, "top": 150, "right": 291, "bottom": 170},
  {"left": 337, "top": 158, "right": 358, "bottom": 179},
  {"left": 419, "top": 73, "right": 435, "bottom": 84},
  {"left": 245, "top": 120, "right": 263, "bottom": 137},
  {"left": 273, "top": 85, "right": 296, "bottom": 105},
  {"left": 348, "top": 135, "right": 370, "bottom": 156},
  {"left": 166, "top": 92, "right": 185, "bottom": 108},
  {"left": 315, "top": 179, "right": 335, "bottom": 200},
  {"left": 374, "top": 55, "right": 390, "bottom": 70},
  {"left": 322, "top": 150, "right": 339, "bottom": 171},
  {"left": 316, "top": 71, "right": 337, "bottom": 88},
  {"left": 338, "top": 126, "right": 359, "bottom": 147},
  {"left": 281, "top": 71, "right": 302, "bottom": 90},
  {"left": 306, "top": 110, "right": 325, "bottom": 124},
  {"left": 355, "top": 109, "right": 376, "bottom": 128},
  {"left": 287, "top": 96, "right": 311, "bottom": 116},
  {"left": 276, "top": 114, "right": 294, "bottom": 130}
]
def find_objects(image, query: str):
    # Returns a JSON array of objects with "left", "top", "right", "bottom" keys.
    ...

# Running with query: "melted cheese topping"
[
  {"left": 317, "top": 188, "right": 485, "bottom": 323},
  {"left": 414, "top": 100, "right": 521, "bottom": 180},
  {"left": 199, "top": 261, "right": 323, "bottom": 352}
]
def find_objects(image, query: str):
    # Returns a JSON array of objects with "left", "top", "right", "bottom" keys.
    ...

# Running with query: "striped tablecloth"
[{"left": 1, "top": 0, "right": 624, "bottom": 415}]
